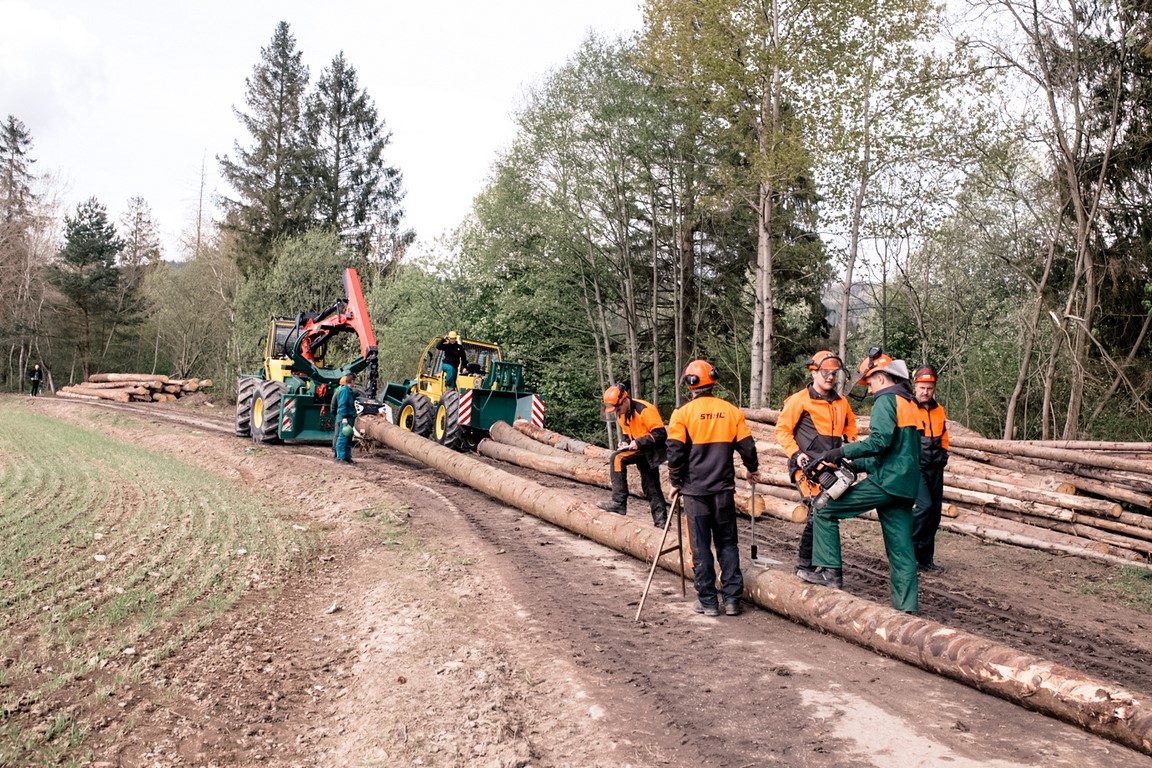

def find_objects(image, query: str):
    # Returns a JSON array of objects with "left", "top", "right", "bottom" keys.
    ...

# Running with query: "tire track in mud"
[{"left": 343, "top": 454, "right": 832, "bottom": 767}]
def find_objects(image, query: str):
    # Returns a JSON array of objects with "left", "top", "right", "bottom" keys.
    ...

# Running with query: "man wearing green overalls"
[{"left": 798, "top": 348, "right": 921, "bottom": 613}]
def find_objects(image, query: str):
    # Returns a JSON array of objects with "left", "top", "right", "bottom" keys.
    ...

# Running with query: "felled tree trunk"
[
  {"left": 87, "top": 373, "right": 169, "bottom": 384},
  {"left": 357, "top": 414, "right": 1152, "bottom": 756}
]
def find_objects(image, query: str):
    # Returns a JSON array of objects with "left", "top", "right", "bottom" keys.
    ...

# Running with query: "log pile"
[
  {"left": 57, "top": 374, "right": 213, "bottom": 403},
  {"left": 741, "top": 408, "right": 1152, "bottom": 568}
]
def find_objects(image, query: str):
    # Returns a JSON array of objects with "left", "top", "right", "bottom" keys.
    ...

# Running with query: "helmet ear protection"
[
  {"left": 806, "top": 350, "right": 843, "bottom": 373},
  {"left": 682, "top": 361, "right": 719, "bottom": 388},
  {"left": 603, "top": 383, "right": 629, "bottom": 406}
]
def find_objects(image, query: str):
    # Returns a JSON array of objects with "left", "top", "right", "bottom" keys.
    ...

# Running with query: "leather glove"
[{"left": 823, "top": 446, "right": 844, "bottom": 464}]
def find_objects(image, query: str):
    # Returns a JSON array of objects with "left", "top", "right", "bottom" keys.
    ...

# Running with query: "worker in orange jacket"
[
  {"left": 666, "top": 360, "right": 762, "bottom": 617},
  {"left": 775, "top": 350, "right": 858, "bottom": 579},
  {"left": 912, "top": 365, "right": 950, "bottom": 573},
  {"left": 597, "top": 383, "right": 669, "bottom": 528}
]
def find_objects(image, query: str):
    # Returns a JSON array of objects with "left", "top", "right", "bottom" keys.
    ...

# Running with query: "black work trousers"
[
  {"left": 610, "top": 448, "right": 668, "bottom": 524},
  {"left": 911, "top": 465, "right": 946, "bottom": 566},
  {"left": 683, "top": 490, "right": 743, "bottom": 607}
]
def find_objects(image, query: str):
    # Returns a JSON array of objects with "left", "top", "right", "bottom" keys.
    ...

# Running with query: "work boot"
[
  {"left": 651, "top": 507, "right": 668, "bottom": 529},
  {"left": 795, "top": 560, "right": 815, "bottom": 579},
  {"left": 918, "top": 562, "right": 945, "bottom": 574},
  {"left": 596, "top": 499, "right": 627, "bottom": 515},
  {"left": 798, "top": 567, "right": 843, "bottom": 589},
  {"left": 693, "top": 600, "right": 720, "bottom": 617},
  {"left": 723, "top": 600, "right": 742, "bottom": 616}
]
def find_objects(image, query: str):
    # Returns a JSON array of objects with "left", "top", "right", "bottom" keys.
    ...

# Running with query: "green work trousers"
[{"left": 811, "top": 476, "right": 919, "bottom": 613}]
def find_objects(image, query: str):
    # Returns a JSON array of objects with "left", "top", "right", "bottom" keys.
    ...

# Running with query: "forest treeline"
[{"left": 1, "top": 2, "right": 1150, "bottom": 443}]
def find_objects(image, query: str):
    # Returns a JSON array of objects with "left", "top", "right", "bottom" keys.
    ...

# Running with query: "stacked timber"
[
  {"left": 57, "top": 374, "right": 213, "bottom": 403},
  {"left": 741, "top": 408, "right": 1152, "bottom": 567}
]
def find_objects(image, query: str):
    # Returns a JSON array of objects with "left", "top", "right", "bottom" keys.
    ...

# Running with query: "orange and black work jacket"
[
  {"left": 842, "top": 385, "right": 923, "bottom": 499},
  {"left": 615, "top": 398, "right": 667, "bottom": 466},
  {"left": 666, "top": 394, "right": 758, "bottom": 496},
  {"left": 917, "top": 398, "right": 949, "bottom": 470},
  {"left": 775, "top": 385, "right": 858, "bottom": 461}
]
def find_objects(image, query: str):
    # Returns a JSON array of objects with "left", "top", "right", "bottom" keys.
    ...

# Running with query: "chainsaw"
[{"left": 798, "top": 455, "right": 858, "bottom": 511}]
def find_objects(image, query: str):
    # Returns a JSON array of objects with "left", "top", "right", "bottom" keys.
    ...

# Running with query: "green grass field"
[{"left": 0, "top": 404, "right": 318, "bottom": 766}]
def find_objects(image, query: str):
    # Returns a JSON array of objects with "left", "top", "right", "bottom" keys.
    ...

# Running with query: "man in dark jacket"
[
  {"left": 436, "top": 331, "right": 468, "bottom": 389},
  {"left": 29, "top": 364, "right": 43, "bottom": 397},
  {"left": 597, "top": 383, "right": 669, "bottom": 528},
  {"left": 912, "top": 364, "right": 949, "bottom": 574},
  {"left": 799, "top": 349, "right": 921, "bottom": 613},
  {"left": 666, "top": 360, "right": 762, "bottom": 617}
]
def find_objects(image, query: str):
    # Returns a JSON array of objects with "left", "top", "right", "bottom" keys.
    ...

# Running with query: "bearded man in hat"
[{"left": 797, "top": 348, "right": 922, "bottom": 613}]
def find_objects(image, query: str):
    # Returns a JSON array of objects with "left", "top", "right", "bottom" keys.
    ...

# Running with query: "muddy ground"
[{"left": 18, "top": 397, "right": 1152, "bottom": 767}]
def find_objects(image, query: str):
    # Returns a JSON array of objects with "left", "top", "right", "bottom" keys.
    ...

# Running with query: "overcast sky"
[{"left": 0, "top": 0, "right": 643, "bottom": 260}]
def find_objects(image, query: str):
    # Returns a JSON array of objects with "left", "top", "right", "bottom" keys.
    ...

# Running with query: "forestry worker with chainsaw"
[
  {"left": 775, "top": 350, "right": 858, "bottom": 582},
  {"left": 798, "top": 349, "right": 921, "bottom": 614}
]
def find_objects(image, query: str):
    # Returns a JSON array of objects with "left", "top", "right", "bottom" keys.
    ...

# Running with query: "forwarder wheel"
[
  {"left": 396, "top": 393, "right": 433, "bottom": 437},
  {"left": 250, "top": 380, "right": 286, "bottom": 445},
  {"left": 434, "top": 389, "right": 464, "bottom": 450},
  {"left": 234, "top": 377, "right": 258, "bottom": 437}
]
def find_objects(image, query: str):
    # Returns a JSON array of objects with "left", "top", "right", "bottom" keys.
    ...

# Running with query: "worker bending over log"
[{"left": 597, "top": 382, "right": 669, "bottom": 528}]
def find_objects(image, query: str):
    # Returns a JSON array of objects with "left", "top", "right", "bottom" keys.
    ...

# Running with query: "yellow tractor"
[{"left": 381, "top": 336, "right": 543, "bottom": 450}]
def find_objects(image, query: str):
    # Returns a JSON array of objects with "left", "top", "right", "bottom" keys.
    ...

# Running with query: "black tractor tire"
[
  {"left": 434, "top": 389, "right": 464, "bottom": 450},
  {"left": 234, "top": 377, "right": 257, "bottom": 437},
  {"left": 396, "top": 393, "right": 433, "bottom": 437},
  {"left": 250, "top": 380, "right": 286, "bottom": 445}
]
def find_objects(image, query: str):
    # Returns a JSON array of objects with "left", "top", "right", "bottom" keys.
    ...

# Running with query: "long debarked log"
[
  {"left": 357, "top": 415, "right": 1152, "bottom": 754},
  {"left": 511, "top": 419, "right": 611, "bottom": 459},
  {"left": 87, "top": 372, "right": 170, "bottom": 384}
]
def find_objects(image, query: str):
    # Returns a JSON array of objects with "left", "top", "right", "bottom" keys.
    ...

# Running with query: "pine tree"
[
  {"left": 305, "top": 52, "right": 410, "bottom": 262},
  {"left": 218, "top": 21, "right": 312, "bottom": 275},
  {"left": 0, "top": 115, "right": 36, "bottom": 226},
  {"left": 49, "top": 197, "right": 124, "bottom": 379}
]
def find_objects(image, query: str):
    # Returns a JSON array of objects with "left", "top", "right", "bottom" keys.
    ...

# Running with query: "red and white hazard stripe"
[
  {"left": 460, "top": 390, "right": 473, "bottom": 425},
  {"left": 530, "top": 394, "right": 545, "bottom": 427}
]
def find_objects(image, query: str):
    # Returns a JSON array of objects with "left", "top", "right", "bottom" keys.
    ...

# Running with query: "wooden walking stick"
[{"left": 635, "top": 494, "right": 684, "bottom": 622}]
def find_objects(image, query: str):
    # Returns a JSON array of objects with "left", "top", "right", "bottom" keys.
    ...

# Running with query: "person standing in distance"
[
  {"left": 436, "top": 331, "right": 468, "bottom": 389},
  {"left": 597, "top": 383, "right": 669, "bottom": 528},
  {"left": 29, "top": 364, "right": 43, "bottom": 397},
  {"left": 775, "top": 350, "right": 858, "bottom": 580},
  {"left": 666, "top": 360, "right": 762, "bottom": 617},
  {"left": 333, "top": 373, "right": 358, "bottom": 464},
  {"left": 798, "top": 348, "right": 921, "bottom": 614},
  {"left": 911, "top": 365, "right": 949, "bottom": 574}
]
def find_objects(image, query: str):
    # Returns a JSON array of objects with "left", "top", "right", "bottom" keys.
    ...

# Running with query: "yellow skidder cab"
[
  {"left": 807, "top": 350, "right": 843, "bottom": 376},
  {"left": 913, "top": 365, "right": 937, "bottom": 384},
  {"left": 601, "top": 383, "right": 629, "bottom": 420},
  {"left": 682, "top": 359, "right": 718, "bottom": 389}
]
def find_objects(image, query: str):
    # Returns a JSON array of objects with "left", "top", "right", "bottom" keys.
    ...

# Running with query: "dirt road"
[{"left": 22, "top": 397, "right": 1152, "bottom": 767}]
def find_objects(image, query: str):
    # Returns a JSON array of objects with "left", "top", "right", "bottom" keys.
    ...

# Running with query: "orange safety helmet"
[
  {"left": 853, "top": 346, "right": 893, "bottom": 386},
  {"left": 806, "top": 350, "right": 843, "bottom": 374},
  {"left": 913, "top": 365, "right": 937, "bottom": 384},
  {"left": 682, "top": 359, "right": 718, "bottom": 389},
  {"left": 601, "top": 383, "right": 629, "bottom": 419}
]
